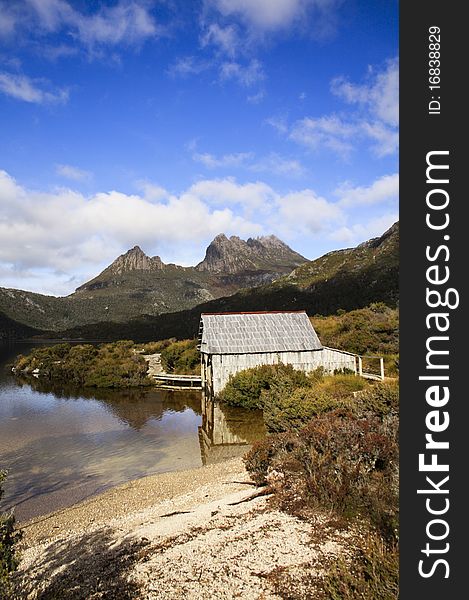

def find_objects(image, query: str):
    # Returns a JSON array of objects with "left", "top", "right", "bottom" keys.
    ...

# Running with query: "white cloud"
[
  {"left": 136, "top": 181, "right": 169, "bottom": 202},
  {"left": 331, "top": 58, "right": 398, "bottom": 127},
  {"left": 275, "top": 189, "right": 343, "bottom": 236},
  {"left": 360, "top": 121, "right": 398, "bottom": 157},
  {"left": 289, "top": 115, "right": 355, "bottom": 157},
  {"left": 167, "top": 56, "right": 212, "bottom": 78},
  {"left": 209, "top": 0, "right": 342, "bottom": 36},
  {"left": 168, "top": 54, "right": 264, "bottom": 89},
  {"left": 337, "top": 173, "right": 399, "bottom": 207},
  {"left": 0, "top": 71, "right": 69, "bottom": 104},
  {"left": 265, "top": 115, "right": 288, "bottom": 134},
  {"left": 20, "top": 0, "right": 159, "bottom": 51},
  {"left": 76, "top": 2, "right": 158, "bottom": 47},
  {"left": 289, "top": 114, "right": 398, "bottom": 158},
  {"left": 192, "top": 149, "right": 305, "bottom": 177},
  {"left": 0, "top": 6, "right": 17, "bottom": 37},
  {"left": 188, "top": 177, "right": 275, "bottom": 211},
  {"left": 56, "top": 164, "right": 92, "bottom": 181},
  {"left": 246, "top": 90, "right": 265, "bottom": 104},
  {"left": 275, "top": 59, "right": 399, "bottom": 158},
  {"left": 0, "top": 170, "right": 396, "bottom": 294},
  {"left": 219, "top": 59, "right": 265, "bottom": 86},
  {"left": 201, "top": 23, "right": 240, "bottom": 57},
  {"left": 193, "top": 152, "right": 254, "bottom": 168},
  {"left": 330, "top": 213, "right": 398, "bottom": 245},
  {"left": 249, "top": 153, "right": 305, "bottom": 177}
]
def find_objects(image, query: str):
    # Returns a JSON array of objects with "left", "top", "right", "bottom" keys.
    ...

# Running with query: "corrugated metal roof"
[{"left": 199, "top": 311, "right": 322, "bottom": 354}]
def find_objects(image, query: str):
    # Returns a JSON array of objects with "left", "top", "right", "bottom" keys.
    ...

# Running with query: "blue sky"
[{"left": 0, "top": 0, "right": 398, "bottom": 296}]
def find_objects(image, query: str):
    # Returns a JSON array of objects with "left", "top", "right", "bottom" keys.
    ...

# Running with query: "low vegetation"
[
  {"left": 323, "top": 533, "right": 399, "bottom": 599},
  {"left": 219, "top": 364, "right": 375, "bottom": 432},
  {"left": 14, "top": 341, "right": 152, "bottom": 388},
  {"left": 218, "top": 363, "right": 311, "bottom": 411},
  {"left": 220, "top": 361, "right": 399, "bottom": 597},
  {"left": 13, "top": 338, "right": 201, "bottom": 388},
  {"left": 1, "top": 471, "right": 22, "bottom": 599},
  {"left": 312, "top": 303, "right": 399, "bottom": 376},
  {"left": 160, "top": 339, "right": 200, "bottom": 374}
]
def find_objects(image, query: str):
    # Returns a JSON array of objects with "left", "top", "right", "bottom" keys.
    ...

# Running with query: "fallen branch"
[
  {"left": 224, "top": 480, "right": 258, "bottom": 486},
  {"left": 227, "top": 488, "right": 272, "bottom": 506},
  {"left": 159, "top": 510, "right": 192, "bottom": 518}
]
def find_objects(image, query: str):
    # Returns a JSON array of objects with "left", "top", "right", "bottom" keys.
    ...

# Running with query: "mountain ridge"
[
  {"left": 0, "top": 233, "right": 307, "bottom": 333},
  {"left": 9, "top": 222, "right": 399, "bottom": 342}
]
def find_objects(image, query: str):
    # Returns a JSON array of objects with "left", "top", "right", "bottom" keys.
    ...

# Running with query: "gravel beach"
[{"left": 14, "top": 458, "right": 350, "bottom": 599}]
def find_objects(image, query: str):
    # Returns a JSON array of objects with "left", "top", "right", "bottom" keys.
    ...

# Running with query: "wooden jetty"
[{"left": 154, "top": 373, "right": 202, "bottom": 390}]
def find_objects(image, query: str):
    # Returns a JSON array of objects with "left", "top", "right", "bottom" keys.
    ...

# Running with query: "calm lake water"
[{"left": 0, "top": 342, "right": 265, "bottom": 522}]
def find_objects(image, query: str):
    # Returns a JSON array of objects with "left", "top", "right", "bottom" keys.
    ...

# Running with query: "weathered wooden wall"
[{"left": 203, "top": 348, "right": 357, "bottom": 395}]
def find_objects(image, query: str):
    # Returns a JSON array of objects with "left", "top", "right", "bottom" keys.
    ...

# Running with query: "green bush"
[
  {"left": 139, "top": 339, "right": 176, "bottom": 354},
  {"left": 260, "top": 370, "right": 367, "bottom": 433},
  {"left": 352, "top": 380, "right": 399, "bottom": 419},
  {"left": 160, "top": 339, "right": 200, "bottom": 374},
  {"left": 13, "top": 341, "right": 152, "bottom": 388},
  {"left": 263, "top": 386, "right": 346, "bottom": 433},
  {"left": 219, "top": 364, "right": 310, "bottom": 410},
  {"left": 313, "top": 305, "right": 399, "bottom": 356},
  {"left": 315, "top": 373, "right": 367, "bottom": 398},
  {"left": 1, "top": 471, "right": 22, "bottom": 598}
]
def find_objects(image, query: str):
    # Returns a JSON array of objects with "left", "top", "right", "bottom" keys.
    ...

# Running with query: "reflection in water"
[
  {"left": 198, "top": 392, "right": 266, "bottom": 465},
  {"left": 16, "top": 375, "right": 202, "bottom": 430},
  {"left": 0, "top": 343, "right": 203, "bottom": 521},
  {"left": 0, "top": 342, "right": 266, "bottom": 522}
]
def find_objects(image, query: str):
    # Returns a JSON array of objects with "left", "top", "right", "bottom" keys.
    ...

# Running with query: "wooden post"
[
  {"left": 380, "top": 357, "right": 385, "bottom": 380},
  {"left": 358, "top": 356, "right": 363, "bottom": 377}
]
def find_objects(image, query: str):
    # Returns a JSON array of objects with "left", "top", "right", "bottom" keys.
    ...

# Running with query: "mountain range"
[
  {"left": 0, "top": 223, "right": 399, "bottom": 342},
  {"left": 0, "top": 234, "right": 306, "bottom": 335}
]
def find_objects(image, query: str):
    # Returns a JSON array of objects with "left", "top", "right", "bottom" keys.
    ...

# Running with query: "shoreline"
[
  {"left": 19, "top": 457, "right": 251, "bottom": 545},
  {"left": 16, "top": 456, "right": 351, "bottom": 599}
]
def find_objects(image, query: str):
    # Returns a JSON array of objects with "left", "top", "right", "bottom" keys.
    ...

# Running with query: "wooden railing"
[{"left": 357, "top": 355, "right": 385, "bottom": 381}]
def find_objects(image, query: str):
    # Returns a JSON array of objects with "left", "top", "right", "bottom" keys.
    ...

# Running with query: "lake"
[{"left": 0, "top": 342, "right": 265, "bottom": 522}]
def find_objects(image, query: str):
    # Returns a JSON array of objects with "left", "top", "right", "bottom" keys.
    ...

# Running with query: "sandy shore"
[
  {"left": 20, "top": 458, "right": 252, "bottom": 544},
  {"left": 15, "top": 458, "right": 350, "bottom": 599}
]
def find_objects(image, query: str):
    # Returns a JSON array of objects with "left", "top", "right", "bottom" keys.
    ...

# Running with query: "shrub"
[
  {"left": 1, "top": 471, "right": 22, "bottom": 598},
  {"left": 352, "top": 380, "right": 399, "bottom": 419},
  {"left": 323, "top": 532, "right": 399, "bottom": 599},
  {"left": 244, "top": 410, "right": 399, "bottom": 542},
  {"left": 219, "top": 364, "right": 310, "bottom": 410},
  {"left": 13, "top": 341, "right": 153, "bottom": 388},
  {"left": 263, "top": 386, "right": 347, "bottom": 433},
  {"left": 261, "top": 370, "right": 367, "bottom": 433},
  {"left": 316, "top": 373, "right": 367, "bottom": 398},
  {"left": 160, "top": 339, "right": 200, "bottom": 374},
  {"left": 312, "top": 305, "right": 399, "bottom": 356},
  {"left": 139, "top": 339, "right": 176, "bottom": 354},
  {"left": 243, "top": 433, "right": 297, "bottom": 485}
]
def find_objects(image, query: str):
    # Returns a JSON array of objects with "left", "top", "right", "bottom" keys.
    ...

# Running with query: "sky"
[{"left": 0, "top": 0, "right": 398, "bottom": 296}]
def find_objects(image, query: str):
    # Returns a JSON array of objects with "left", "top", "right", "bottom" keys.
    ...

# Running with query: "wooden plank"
[
  {"left": 154, "top": 374, "right": 202, "bottom": 382},
  {"left": 155, "top": 384, "right": 202, "bottom": 390}
]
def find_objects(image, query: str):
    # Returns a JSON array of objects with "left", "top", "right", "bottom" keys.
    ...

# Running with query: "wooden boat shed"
[{"left": 198, "top": 311, "right": 358, "bottom": 395}]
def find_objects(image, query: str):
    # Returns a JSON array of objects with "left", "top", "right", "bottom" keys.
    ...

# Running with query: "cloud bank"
[{"left": 0, "top": 169, "right": 398, "bottom": 295}]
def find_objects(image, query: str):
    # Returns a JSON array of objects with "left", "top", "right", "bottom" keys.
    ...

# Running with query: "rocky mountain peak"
[
  {"left": 108, "top": 246, "right": 165, "bottom": 275},
  {"left": 73, "top": 233, "right": 307, "bottom": 298},
  {"left": 212, "top": 233, "right": 229, "bottom": 243},
  {"left": 196, "top": 233, "right": 306, "bottom": 274}
]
